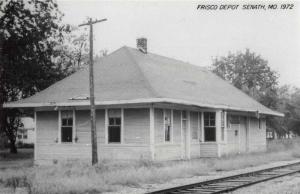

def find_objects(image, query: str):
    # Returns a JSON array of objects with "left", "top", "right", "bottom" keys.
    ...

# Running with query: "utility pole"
[{"left": 79, "top": 18, "right": 107, "bottom": 165}]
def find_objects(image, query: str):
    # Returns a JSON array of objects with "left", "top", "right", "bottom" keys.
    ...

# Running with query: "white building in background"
[{"left": 17, "top": 117, "right": 35, "bottom": 144}]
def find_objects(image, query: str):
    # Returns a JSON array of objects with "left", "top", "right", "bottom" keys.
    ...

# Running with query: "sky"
[{"left": 57, "top": 0, "right": 300, "bottom": 87}]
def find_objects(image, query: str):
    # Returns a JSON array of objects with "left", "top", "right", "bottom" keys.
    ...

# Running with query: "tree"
[
  {"left": 212, "top": 49, "right": 279, "bottom": 109},
  {"left": 212, "top": 49, "right": 283, "bottom": 134},
  {"left": 277, "top": 85, "right": 300, "bottom": 135},
  {"left": 0, "top": 0, "right": 69, "bottom": 153},
  {"left": 54, "top": 26, "right": 89, "bottom": 74}
]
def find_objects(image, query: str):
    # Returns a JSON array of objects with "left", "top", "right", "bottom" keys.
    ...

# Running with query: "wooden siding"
[
  {"left": 154, "top": 109, "right": 182, "bottom": 160},
  {"left": 96, "top": 110, "right": 105, "bottom": 144},
  {"left": 154, "top": 144, "right": 181, "bottom": 160},
  {"left": 76, "top": 110, "right": 91, "bottom": 144},
  {"left": 200, "top": 143, "right": 218, "bottom": 157},
  {"left": 36, "top": 111, "right": 91, "bottom": 163},
  {"left": 154, "top": 108, "right": 164, "bottom": 144},
  {"left": 36, "top": 109, "right": 152, "bottom": 163},
  {"left": 226, "top": 125, "right": 239, "bottom": 154},
  {"left": 219, "top": 143, "right": 227, "bottom": 156},
  {"left": 124, "top": 108, "right": 149, "bottom": 144},
  {"left": 226, "top": 116, "right": 247, "bottom": 155},
  {"left": 239, "top": 116, "right": 247, "bottom": 152},
  {"left": 36, "top": 111, "right": 58, "bottom": 144},
  {"left": 190, "top": 144, "right": 200, "bottom": 158},
  {"left": 36, "top": 144, "right": 91, "bottom": 164},
  {"left": 98, "top": 145, "right": 150, "bottom": 160},
  {"left": 248, "top": 118, "right": 266, "bottom": 152},
  {"left": 190, "top": 112, "right": 200, "bottom": 158},
  {"left": 222, "top": 115, "right": 266, "bottom": 156}
]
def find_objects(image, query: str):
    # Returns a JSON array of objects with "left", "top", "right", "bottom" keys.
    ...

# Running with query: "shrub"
[{"left": 16, "top": 142, "right": 34, "bottom": 149}]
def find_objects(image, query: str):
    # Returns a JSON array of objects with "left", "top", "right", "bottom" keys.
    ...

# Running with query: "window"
[
  {"left": 221, "top": 111, "right": 225, "bottom": 141},
  {"left": 259, "top": 119, "right": 261, "bottom": 129},
  {"left": 204, "top": 112, "right": 216, "bottom": 142},
  {"left": 108, "top": 109, "right": 121, "bottom": 143},
  {"left": 61, "top": 110, "right": 73, "bottom": 143},
  {"left": 164, "top": 109, "right": 172, "bottom": 142}
]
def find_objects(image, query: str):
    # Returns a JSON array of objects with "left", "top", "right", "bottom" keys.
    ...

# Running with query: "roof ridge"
[
  {"left": 125, "top": 46, "right": 208, "bottom": 72},
  {"left": 123, "top": 46, "right": 160, "bottom": 98}
]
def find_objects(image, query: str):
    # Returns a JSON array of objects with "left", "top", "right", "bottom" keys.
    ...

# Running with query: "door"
[
  {"left": 227, "top": 115, "right": 240, "bottom": 154},
  {"left": 230, "top": 124, "right": 240, "bottom": 154},
  {"left": 239, "top": 117, "right": 247, "bottom": 153}
]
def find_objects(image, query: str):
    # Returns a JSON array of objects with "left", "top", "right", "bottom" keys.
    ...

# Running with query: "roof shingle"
[{"left": 4, "top": 46, "right": 283, "bottom": 116}]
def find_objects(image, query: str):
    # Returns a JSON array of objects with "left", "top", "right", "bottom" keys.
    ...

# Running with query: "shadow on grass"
[{"left": 0, "top": 148, "right": 33, "bottom": 161}]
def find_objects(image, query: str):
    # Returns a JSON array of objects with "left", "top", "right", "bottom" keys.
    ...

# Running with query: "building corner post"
[
  {"left": 216, "top": 110, "right": 222, "bottom": 157},
  {"left": 186, "top": 111, "right": 191, "bottom": 159},
  {"left": 34, "top": 110, "right": 37, "bottom": 163}
]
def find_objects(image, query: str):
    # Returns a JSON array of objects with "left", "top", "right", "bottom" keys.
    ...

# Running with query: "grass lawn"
[{"left": 0, "top": 139, "right": 300, "bottom": 194}]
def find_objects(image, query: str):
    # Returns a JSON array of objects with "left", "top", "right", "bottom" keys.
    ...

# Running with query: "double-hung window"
[
  {"left": 204, "top": 112, "right": 216, "bottom": 142},
  {"left": 61, "top": 110, "right": 73, "bottom": 143},
  {"left": 108, "top": 109, "right": 121, "bottom": 143}
]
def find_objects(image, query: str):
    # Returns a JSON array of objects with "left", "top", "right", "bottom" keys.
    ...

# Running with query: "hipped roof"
[{"left": 4, "top": 46, "right": 283, "bottom": 117}]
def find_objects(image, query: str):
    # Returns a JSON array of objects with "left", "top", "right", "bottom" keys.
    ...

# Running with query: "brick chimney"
[{"left": 136, "top": 37, "right": 147, "bottom": 54}]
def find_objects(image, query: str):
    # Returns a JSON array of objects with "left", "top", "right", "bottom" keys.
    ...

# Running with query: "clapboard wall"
[{"left": 35, "top": 108, "right": 151, "bottom": 164}]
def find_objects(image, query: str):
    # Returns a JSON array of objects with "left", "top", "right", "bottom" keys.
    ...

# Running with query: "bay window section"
[{"left": 204, "top": 112, "right": 216, "bottom": 142}]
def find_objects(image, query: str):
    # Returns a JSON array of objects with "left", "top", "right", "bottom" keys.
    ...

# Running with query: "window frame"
[
  {"left": 203, "top": 112, "right": 216, "bottom": 142},
  {"left": 106, "top": 109, "right": 124, "bottom": 144},
  {"left": 108, "top": 117, "right": 121, "bottom": 143},
  {"left": 163, "top": 109, "right": 173, "bottom": 143},
  {"left": 58, "top": 109, "right": 76, "bottom": 144}
]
